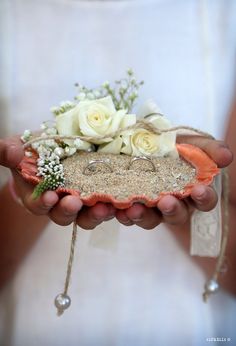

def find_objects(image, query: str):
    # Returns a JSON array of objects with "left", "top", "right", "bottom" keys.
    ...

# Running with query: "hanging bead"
[
  {"left": 54, "top": 293, "right": 71, "bottom": 315},
  {"left": 204, "top": 279, "right": 219, "bottom": 294}
]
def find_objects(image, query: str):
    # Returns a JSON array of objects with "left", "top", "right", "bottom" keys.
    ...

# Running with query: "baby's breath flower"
[
  {"left": 25, "top": 151, "right": 32, "bottom": 157},
  {"left": 51, "top": 101, "right": 75, "bottom": 116},
  {"left": 33, "top": 142, "right": 65, "bottom": 198},
  {"left": 40, "top": 122, "right": 47, "bottom": 130},
  {"left": 32, "top": 142, "right": 40, "bottom": 150},
  {"left": 127, "top": 68, "right": 134, "bottom": 76},
  {"left": 21, "top": 129, "right": 32, "bottom": 143},
  {"left": 50, "top": 106, "right": 61, "bottom": 116},
  {"left": 93, "top": 90, "right": 101, "bottom": 98},
  {"left": 86, "top": 92, "right": 95, "bottom": 100},
  {"left": 65, "top": 147, "right": 77, "bottom": 156},
  {"left": 45, "top": 127, "right": 57, "bottom": 135},
  {"left": 102, "top": 81, "right": 110, "bottom": 88},
  {"left": 76, "top": 92, "right": 86, "bottom": 101}
]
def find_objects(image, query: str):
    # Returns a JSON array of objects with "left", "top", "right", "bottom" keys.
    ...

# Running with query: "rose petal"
[
  {"left": 149, "top": 114, "right": 172, "bottom": 130},
  {"left": 98, "top": 136, "right": 123, "bottom": 154},
  {"left": 56, "top": 106, "right": 80, "bottom": 135},
  {"left": 120, "top": 130, "right": 134, "bottom": 155},
  {"left": 120, "top": 113, "right": 136, "bottom": 129},
  {"left": 96, "top": 96, "right": 116, "bottom": 113},
  {"left": 137, "top": 99, "right": 163, "bottom": 119},
  {"left": 107, "top": 109, "right": 127, "bottom": 133},
  {"left": 78, "top": 104, "right": 110, "bottom": 137},
  {"left": 74, "top": 138, "right": 92, "bottom": 151},
  {"left": 157, "top": 132, "right": 179, "bottom": 157}
]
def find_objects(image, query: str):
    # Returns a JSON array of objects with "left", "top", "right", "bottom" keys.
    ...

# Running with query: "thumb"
[
  {"left": 177, "top": 135, "right": 233, "bottom": 168},
  {"left": 0, "top": 136, "right": 24, "bottom": 168}
]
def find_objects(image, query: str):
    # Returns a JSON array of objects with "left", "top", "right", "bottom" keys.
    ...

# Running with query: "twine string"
[
  {"left": 203, "top": 168, "right": 230, "bottom": 302},
  {"left": 57, "top": 220, "right": 78, "bottom": 316},
  {"left": 23, "top": 119, "right": 214, "bottom": 149},
  {"left": 63, "top": 220, "right": 78, "bottom": 295}
]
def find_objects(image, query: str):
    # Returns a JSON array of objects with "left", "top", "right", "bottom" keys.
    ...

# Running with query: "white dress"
[{"left": 0, "top": 1, "right": 236, "bottom": 345}]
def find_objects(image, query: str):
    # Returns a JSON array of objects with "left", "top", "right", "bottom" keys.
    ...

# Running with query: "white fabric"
[
  {"left": 191, "top": 173, "right": 222, "bottom": 257},
  {"left": 0, "top": 0, "right": 236, "bottom": 345}
]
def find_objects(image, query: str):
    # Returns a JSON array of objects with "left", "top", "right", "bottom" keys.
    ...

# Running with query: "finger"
[
  {"left": 190, "top": 185, "right": 218, "bottom": 212},
  {"left": 177, "top": 135, "right": 233, "bottom": 168},
  {"left": 12, "top": 170, "right": 59, "bottom": 214},
  {"left": 157, "top": 195, "right": 189, "bottom": 225},
  {"left": 49, "top": 195, "right": 83, "bottom": 226},
  {"left": 0, "top": 136, "right": 24, "bottom": 168},
  {"left": 125, "top": 203, "right": 162, "bottom": 230},
  {"left": 77, "top": 203, "right": 114, "bottom": 230},
  {"left": 24, "top": 190, "right": 59, "bottom": 215},
  {"left": 116, "top": 209, "right": 135, "bottom": 226}
]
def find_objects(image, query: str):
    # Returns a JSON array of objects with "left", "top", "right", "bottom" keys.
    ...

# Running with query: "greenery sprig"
[
  {"left": 74, "top": 69, "right": 144, "bottom": 113},
  {"left": 32, "top": 175, "right": 64, "bottom": 199}
]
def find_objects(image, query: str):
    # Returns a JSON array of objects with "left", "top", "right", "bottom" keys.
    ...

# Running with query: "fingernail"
[
  {"left": 194, "top": 187, "right": 207, "bottom": 202},
  {"left": 132, "top": 218, "right": 143, "bottom": 222},
  {"left": 162, "top": 208, "right": 174, "bottom": 216},
  {"left": 123, "top": 220, "right": 132, "bottom": 225},
  {"left": 44, "top": 204, "right": 54, "bottom": 209}
]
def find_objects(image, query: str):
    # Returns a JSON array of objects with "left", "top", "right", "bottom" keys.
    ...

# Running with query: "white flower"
[
  {"left": 98, "top": 136, "right": 123, "bottom": 154},
  {"left": 137, "top": 99, "right": 163, "bottom": 119},
  {"left": 50, "top": 106, "right": 61, "bottom": 115},
  {"left": 77, "top": 92, "right": 86, "bottom": 101},
  {"left": 25, "top": 151, "right": 32, "bottom": 157},
  {"left": 56, "top": 96, "right": 136, "bottom": 144},
  {"left": 86, "top": 92, "right": 95, "bottom": 100},
  {"left": 102, "top": 81, "right": 110, "bottom": 88},
  {"left": 94, "top": 90, "right": 101, "bottom": 98},
  {"left": 21, "top": 129, "right": 32, "bottom": 143},
  {"left": 74, "top": 138, "right": 92, "bottom": 151},
  {"left": 45, "top": 127, "right": 58, "bottom": 135},
  {"left": 65, "top": 147, "right": 77, "bottom": 156},
  {"left": 40, "top": 123, "right": 47, "bottom": 130},
  {"left": 120, "top": 113, "right": 178, "bottom": 158}
]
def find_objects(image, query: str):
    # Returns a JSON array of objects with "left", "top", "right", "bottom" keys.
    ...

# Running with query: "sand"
[{"left": 62, "top": 152, "right": 197, "bottom": 200}]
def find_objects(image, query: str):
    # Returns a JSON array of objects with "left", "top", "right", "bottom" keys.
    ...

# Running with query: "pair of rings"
[{"left": 83, "top": 156, "right": 156, "bottom": 175}]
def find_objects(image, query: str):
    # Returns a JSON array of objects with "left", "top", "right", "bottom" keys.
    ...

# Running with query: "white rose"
[
  {"left": 56, "top": 96, "right": 136, "bottom": 144},
  {"left": 56, "top": 106, "right": 81, "bottom": 136},
  {"left": 136, "top": 99, "right": 163, "bottom": 119},
  {"left": 97, "top": 136, "right": 123, "bottom": 154},
  {"left": 121, "top": 112, "right": 178, "bottom": 157}
]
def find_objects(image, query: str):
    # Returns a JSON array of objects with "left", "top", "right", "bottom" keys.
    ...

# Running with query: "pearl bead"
[
  {"left": 87, "top": 145, "right": 95, "bottom": 152},
  {"left": 54, "top": 293, "right": 71, "bottom": 311},
  {"left": 54, "top": 147, "right": 65, "bottom": 158},
  {"left": 204, "top": 279, "right": 219, "bottom": 294}
]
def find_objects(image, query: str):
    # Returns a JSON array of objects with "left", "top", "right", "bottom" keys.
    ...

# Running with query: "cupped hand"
[
  {"left": 12, "top": 170, "right": 116, "bottom": 228},
  {"left": 116, "top": 136, "right": 233, "bottom": 230},
  {"left": 0, "top": 136, "right": 114, "bottom": 229},
  {"left": 7, "top": 135, "right": 233, "bottom": 231}
]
